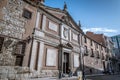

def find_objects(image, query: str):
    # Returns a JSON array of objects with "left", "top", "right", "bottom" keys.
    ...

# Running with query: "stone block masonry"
[{"left": 0, "top": 0, "right": 26, "bottom": 39}]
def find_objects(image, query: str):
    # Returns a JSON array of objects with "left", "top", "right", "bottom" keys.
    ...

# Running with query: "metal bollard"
[{"left": 78, "top": 76, "right": 82, "bottom": 80}]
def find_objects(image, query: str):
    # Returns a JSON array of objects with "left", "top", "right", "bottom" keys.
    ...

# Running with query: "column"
[
  {"left": 30, "top": 40, "right": 37, "bottom": 71},
  {"left": 42, "top": 15, "right": 46, "bottom": 31},
  {"left": 37, "top": 41, "right": 44, "bottom": 72},
  {"left": 35, "top": 12, "right": 40, "bottom": 28}
]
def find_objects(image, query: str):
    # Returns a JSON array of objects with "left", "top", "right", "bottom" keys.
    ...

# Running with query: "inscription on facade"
[
  {"left": 73, "top": 33, "right": 78, "bottom": 41},
  {"left": 48, "top": 22, "right": 58, "bottom": 32}
]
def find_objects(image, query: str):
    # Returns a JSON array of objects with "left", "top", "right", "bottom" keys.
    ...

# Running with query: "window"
[
  {"left": 0, "top": 37, "right": 4, "bottom": 52},
  {"left": 91, "top": 40, "right": 93, "bottom": 46},
  {"left": 84, "top": 46, "right": 88, "bottom": 56},
  {"left": 15, "top": 42, "right": 26, "bottom": 55},
  {"left": 90, "top": 49, "right": 94, "bottom": 57},
  {"left": 15, "top": 42, "right": 26, "bottom": 66},
  {"left": 96, "top": 44, "right": 98, "bottom": 48},
  {"left": 15, "top": 56, "right": 23, "bottom": 66},
  {"left": 22, "top": 9, "right": 32, "bottom": 19},
  {"left": 102, "top": 53, "right": 105, "bottom": 60},
  {"left": 97, "top": 51, "right": 100, "bottom": 59},
  {"left": 84, "top": 37, "right": 87, "bottom": 43},
  {"left": 85, "top": 46, "right": 88, "bottom": 53},
  {"left": 101, "top": 46, "right": 103, "bottom": 50}
]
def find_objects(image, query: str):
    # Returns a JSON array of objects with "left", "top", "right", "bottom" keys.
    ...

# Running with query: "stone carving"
[{"left": 63, "top": 27, "right": 68, "bottom": 38}]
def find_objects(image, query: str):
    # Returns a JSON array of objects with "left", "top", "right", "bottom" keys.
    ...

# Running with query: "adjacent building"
[
  {"left": 86, "top": 31, "right": 114, "bottom": 74},
  {"left": 111, "top": 35, "right": 120, "bottom": 58},
  {"left": 111, "top": 34, "right": 120, "bottom": 72}
]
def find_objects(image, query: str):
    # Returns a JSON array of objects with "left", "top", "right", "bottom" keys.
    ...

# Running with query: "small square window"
[{"left": 22, "top": 9, "right": 32, "bottom": 19}]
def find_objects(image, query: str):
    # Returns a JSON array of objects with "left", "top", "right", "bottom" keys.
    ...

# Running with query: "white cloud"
[{"left": 83, "top": 27, "right": 118, "bottom": 33}]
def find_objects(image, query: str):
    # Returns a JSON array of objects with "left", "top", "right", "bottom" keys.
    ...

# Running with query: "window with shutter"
[
  {"left": 15, "top": 56, "right": 23, "bottom": 66},
  {"left": 15, "top": 42, "right": 26, "bottom": 55},
  {"left": 15, "top": 42, "right": 26, "bottom": 66}
]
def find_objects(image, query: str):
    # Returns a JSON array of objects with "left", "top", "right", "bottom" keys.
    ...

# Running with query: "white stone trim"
[
  {"left": 74, "top": 54, "right": 79, "bottom": 67},
  {"left": 73, "top": 33, "right": 78, "bottom": 41},
  {"left": 38, "top": 42, "right": 44, "bottom": 72},
  {"left": 35, "top": 12, "right": 40, "bottom": 28},
  {"left": 48, "top": 21, "right": 58, "bottom": 32},
  {"left": 30, "top": 40, "right": 37, "bottom": 70},
  {"left": 42, "top": 15, "right": 46, "bottom": 31}
]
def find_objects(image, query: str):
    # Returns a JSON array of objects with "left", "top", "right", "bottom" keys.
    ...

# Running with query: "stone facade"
[
  {"left": 0, "top": 0, "right": 27, "bottom": 66},
  {"left": 0, "top": 0, "right": 113, "bottom": 79},
  {"left": 85, "top": 31, "right": 114, "bottom": 74}
]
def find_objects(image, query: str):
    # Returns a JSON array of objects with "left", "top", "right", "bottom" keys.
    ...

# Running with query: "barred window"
[
  {"left": 15, "top": 42, "right": 26, "bottom": 55},
  {"left": 15, "top": 42, "right": 26, "bottom": 66},
  {"left": 15, "top": 56, "right": 23, "bottom": 66}
]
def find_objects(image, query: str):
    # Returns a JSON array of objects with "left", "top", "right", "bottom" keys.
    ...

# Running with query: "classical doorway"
[{"left": 63, "top": 52, "right": 70, "bottom": 74}]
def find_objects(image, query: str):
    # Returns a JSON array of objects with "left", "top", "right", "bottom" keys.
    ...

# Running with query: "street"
[
  {"left": 24, "top": 74, "right": 120, "bottom": 80},
  {"left": 86, "top": 74, "right": 120, "bottom": 80}
]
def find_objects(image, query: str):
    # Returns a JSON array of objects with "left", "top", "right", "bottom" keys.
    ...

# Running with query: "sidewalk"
[
  {"left": 85, "top": 74, "right": 105, "bottom": 77},
  {"left": 27, "top": 76, "right": 78, "bottom": 80}
]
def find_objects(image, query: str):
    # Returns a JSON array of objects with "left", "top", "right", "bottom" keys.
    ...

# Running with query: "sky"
[{"left": 45, "top": 0, "right": 120, "bottom": 37}]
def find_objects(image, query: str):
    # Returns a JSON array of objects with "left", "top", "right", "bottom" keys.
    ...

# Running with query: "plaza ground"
[{"left": 86, "top": 74, "right": 120, "bottom": 80}]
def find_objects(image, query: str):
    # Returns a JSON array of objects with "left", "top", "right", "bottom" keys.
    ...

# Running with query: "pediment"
[{"left": 44, "top": 6, "right": 82, "bottom": 32}]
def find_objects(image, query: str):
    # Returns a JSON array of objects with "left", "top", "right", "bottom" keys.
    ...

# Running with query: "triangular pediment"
[{"left": 43, "top": 5, "right": 83, "bottom": 32}]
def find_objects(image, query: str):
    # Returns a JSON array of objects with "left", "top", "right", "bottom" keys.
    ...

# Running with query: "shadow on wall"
[
  {"left": 73, "top": 63, "right": 118, "bottom": 76},
  {"left": 73, "top": 65, "right": 103, "bottom": 76}
]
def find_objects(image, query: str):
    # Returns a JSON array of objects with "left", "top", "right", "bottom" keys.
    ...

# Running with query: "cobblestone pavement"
[{"left": 86, "top": 74, "right": 120, "bottom": 80}]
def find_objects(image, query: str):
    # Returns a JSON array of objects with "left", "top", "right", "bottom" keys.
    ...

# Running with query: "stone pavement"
[
  {"left": 85, "top": 74, "right": 120, "bottom": 80},
  {"left": 25, "top": 76, "right": 78, "bottom": 80}
]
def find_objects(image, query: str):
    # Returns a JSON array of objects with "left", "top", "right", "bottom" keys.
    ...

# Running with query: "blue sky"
[{"left": 45, "top": 0, "right": 120, "bottom": 37}]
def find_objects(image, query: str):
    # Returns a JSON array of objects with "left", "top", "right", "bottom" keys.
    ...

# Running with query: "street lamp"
[{"left": 80, "top": 46, "right": 85, "bottom": 80}]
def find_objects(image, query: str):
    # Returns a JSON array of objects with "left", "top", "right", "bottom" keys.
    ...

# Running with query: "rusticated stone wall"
[
  {"left": 0, "top": 0, "right": 26, "bottom": 66},
  {"left": 0, "top": 38, "right": 17, "bottom": 66},
  {"left": 0, "top": 0, "right": 26, "bottom": 39}
]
